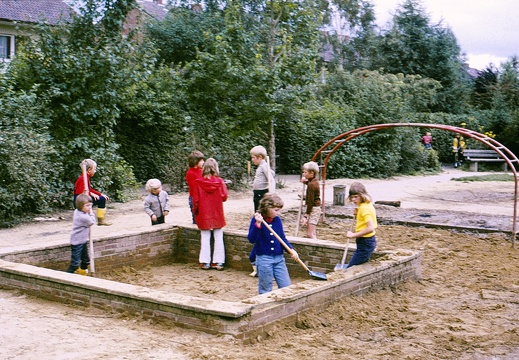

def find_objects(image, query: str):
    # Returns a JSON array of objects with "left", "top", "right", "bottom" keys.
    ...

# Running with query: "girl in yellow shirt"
[{"left": 346, "top": 182, "right": 377, "bottom": 268}]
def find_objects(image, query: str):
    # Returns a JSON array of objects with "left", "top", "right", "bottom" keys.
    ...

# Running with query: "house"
[
  {"left": 0, "top": 0, "right": 167, "bottom": 64},
  {"left": 0, "top": 0, "right": 73, "bottom": 63}
]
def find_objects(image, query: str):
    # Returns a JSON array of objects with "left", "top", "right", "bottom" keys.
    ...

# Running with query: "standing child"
[
  {"left": 250, "top": 145, "right": 275, "bottom": 212},
  {"left": 66, "top": 194, "right": 96, "bottom": 275},
  {"left": 249, "top": 145, "right": 275, "bottom": 276},
  {"left": 300, "top": 161, "right": 321, "bottom": 239},
  {"left": 73, "top": 159, "right": 112, "bottom": 226},
  {"left": 248, "top": 193, "right": 299, "bottom": 294},
  {"left": 143, "top": 178, "right": 170, "bottom": 225},
  {"left": 192, "top": 158, "right": 228, "bottom": 270},
  {"left": 185, "top": 150, "right": 205, "bottom": 224},
  {"left": 452, "top": 134, "right": 466, "bottom": 168},
  {"left": 421, "top": 132, "right": 433, "bottom": 150},
  {"left": 346, "top": 182, "right": 377, "bottom": 268}
]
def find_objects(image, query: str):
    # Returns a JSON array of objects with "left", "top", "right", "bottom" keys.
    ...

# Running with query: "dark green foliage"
[{"left": 0, "top": 85, "right": 65, "bottom": 226}]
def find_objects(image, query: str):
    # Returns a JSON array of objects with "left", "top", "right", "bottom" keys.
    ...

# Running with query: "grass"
[{"left": 452, "top": 173, "right": 515, "bottom": 182}]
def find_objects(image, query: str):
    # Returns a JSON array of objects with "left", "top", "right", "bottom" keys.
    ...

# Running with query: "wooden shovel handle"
[
  {"left": 294, "top": 183, "right": 306, "bottom": 237},
  {"left": 81, "top": 161, "right": 89, "bottom": 195},
  {"left": 261, "top": 219, "right": 310, "bottom": 272}
]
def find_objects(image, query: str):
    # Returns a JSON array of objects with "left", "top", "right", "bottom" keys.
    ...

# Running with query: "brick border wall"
[{"left": 0, "top": 225, "right": 421, "bottom": 342}]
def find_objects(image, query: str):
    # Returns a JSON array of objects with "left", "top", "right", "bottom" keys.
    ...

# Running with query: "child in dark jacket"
[
  {"left": 192, "top": 158, "right": 228, "bottom": 270},
  {"left": 248, "top": 193, "right": 299, "bottom": 294},
  {"left": 300, "top": 161, "right": 321, "bottom": 239}
]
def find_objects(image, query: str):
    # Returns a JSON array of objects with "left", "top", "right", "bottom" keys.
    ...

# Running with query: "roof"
[
  {"left": 0, "top": 0, "right": 73, "bottom": 25},
  {"left": 137, "top": 0, "right": 167, "bottom": 21}
]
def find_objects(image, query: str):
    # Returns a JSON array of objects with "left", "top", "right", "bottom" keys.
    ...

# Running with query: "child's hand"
[
  {"left": 300, "top": 176, "right": 307, "bottom": 184},
  {"left": 254, "top": 212, "right": 263, "bottom": 226},
  {"left": 300, "top": 215, "right": 308, "bottom": 226},
  {"left": 346, "top": 230, "right": 355, "bottom": 238},
  {"left": 164, "top": 210, "right": 169, "bottom": 217},
  {"left": 289, "top": 249, "right": 299, "bottom": 261},
  {"left": 151, "top": 214, "right": 157, "bottom": 222}
]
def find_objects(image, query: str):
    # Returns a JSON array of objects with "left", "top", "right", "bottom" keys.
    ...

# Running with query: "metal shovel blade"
[
  {"left": 334, "top": 238, "right": 350, "bottom": 272},
  {"left": 308, "top": 270, "right": 328, "bottom": 280}
]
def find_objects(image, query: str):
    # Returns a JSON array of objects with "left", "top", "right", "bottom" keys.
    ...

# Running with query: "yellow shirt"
[{"left": 355, "top": 202, "right": 377, "bottom": 237}]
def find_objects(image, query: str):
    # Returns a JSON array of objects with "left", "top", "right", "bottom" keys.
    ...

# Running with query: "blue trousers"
[
  {"left": 66, "top": 242, "right": 90, "bottom": 273},
  {"left": 256, "top": 254, "right": 291, "bottom": 294},
  {"left": 73, "top": 194, "right": 107, "bottom": 209},
  {"left": 347, "top": 235, "right": 377, "bottom": 268}
]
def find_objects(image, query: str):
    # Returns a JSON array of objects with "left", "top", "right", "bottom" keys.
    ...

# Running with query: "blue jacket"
[{"left": 248, "top": 216, "right": 293, "bottom": 256}]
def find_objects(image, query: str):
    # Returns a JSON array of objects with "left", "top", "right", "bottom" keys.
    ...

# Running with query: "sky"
[{"left": 373, "top": 0, "right": 518, "bottom": 70}]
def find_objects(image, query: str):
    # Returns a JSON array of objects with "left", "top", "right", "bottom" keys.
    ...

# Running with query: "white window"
[{"left": 0, "top": 35, "right": 13, "bottom": 60}]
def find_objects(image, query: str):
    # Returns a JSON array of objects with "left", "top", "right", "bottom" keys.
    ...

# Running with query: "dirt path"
[{"left": 1, "top": 167, "right": 519, "bottom": 359}]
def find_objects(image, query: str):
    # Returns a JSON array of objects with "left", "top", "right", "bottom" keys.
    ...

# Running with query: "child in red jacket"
[
  {"left": 73, "top": 159, "right": 111, "bottom": 226},
  {"left": 185, "top": 150, "right": 205, "bottom": 224},
  {"left": 192, "top": 158, "right": 228, "bottom": 270}
]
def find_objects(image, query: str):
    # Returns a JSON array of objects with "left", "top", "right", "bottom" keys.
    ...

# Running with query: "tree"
[
  {"left": 375, "top": 0, "right": 471, "bottom": 113},
  {"left": 6, "top": 0, "right": 141, "bottom": 201}
]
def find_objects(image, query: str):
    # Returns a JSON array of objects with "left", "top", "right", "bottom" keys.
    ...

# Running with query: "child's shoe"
[
  {"left": 249, "top": 265, "right": 257, "bottom": 277},
  {"left": 75, "top": 268, "right": 88, "bottom": 276},
  {"left": 211, "top": 263, "right": 224, "bottom": 271},
  {"left": 199, "top": 263, "right": 210, "bottom": 270}
]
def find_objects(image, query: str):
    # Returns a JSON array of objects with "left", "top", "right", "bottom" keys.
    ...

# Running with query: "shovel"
[
  {"left": 334, "top": 223, "right": 354, "bottom": 271},
  {"left": 81, "top": 161, "right": 95, "bottom": 276},
  {"left": 334, "top": 238, "right": 350, "bottom": 271},
  {"left": 261, "top": 219, "right": 327, "bottom": 281},
  {"left": 294, "top": 182, "right": 305, "bottom": 237}
]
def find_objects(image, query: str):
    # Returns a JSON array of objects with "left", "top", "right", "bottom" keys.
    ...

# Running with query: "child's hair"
[
  {"left": 188, "top": 150, "right": 205, "bottom": 167},
  {"left": 348, "top": 182, "right": 372, "bottom": 203},
  {"left": 250, "top": 145, "right": 267, "bottom": 159},
  {"left": 258, "top": 193, "right": 284, "bottom": 217},
  {"left": 145, "top": 178, "right": 162, "bottom": 192},
  {"left": 75, "top": 193, "right": 92, "bottom": 210},
  {"left": 426, "top": 132, "right": 431, "bottom": 136},
  {"left": 202, "top": 158, "right": 219, "bottom": 177},
  {"left": 303, "top": 161, "right": 319, "bottom": 176},
  {"left": 81, "top": 159, "right": 97, "bottom": 171}
]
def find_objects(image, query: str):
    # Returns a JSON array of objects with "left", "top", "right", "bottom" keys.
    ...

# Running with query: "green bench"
[{"left": 463, "top": 149, "right": 507, "bottom": 172}]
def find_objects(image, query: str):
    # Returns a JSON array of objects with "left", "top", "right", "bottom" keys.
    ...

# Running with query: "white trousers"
[{"left": 199, "top": 228, "right": 225, "bottom": 264}]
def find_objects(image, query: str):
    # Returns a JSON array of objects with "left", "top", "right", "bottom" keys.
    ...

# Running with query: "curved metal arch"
[{"left": 311, "top": 123, "right": 519, "bottom": 248}]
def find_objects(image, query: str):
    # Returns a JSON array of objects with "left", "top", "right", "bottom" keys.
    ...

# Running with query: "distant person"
[
  {"left": 73, "top": 159, "right": 112, "bottom": 226},
  {"left": 66, "top": 194, "right": 96, "bottom": 275},
  {"left": 192, "top": 158, "right": 228, "bottom": 270},
  {"left": 185, "top": 150, "right": 205, "bottom": 224},
  {"left": 346, "top": 182, "right": 377, "bottom": 268},
  {"left": 300, "top": 161, "right": 321, "bottom": 239},
  {"left": 143, "top": 178, "right": 170, "bottom": 225},
  {"left": 421, "top": 132, "right": 433, "bottom": 150},
  {"left": 452, "top": 134, "right": 466, "bottom": 168},
  {"left": 248, "top": 193, "right": 299, "bottom": 294}
]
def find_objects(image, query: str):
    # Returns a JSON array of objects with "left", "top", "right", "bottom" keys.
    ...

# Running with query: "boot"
[
  {"left": 249, "top": 265, "right": 257, "bottom": 277},
  {"left": 96, "top": 208, "right": 112, "bottom": 226},
  {"left": 74, "top": 268, "right": 88, "bottom": 276}
]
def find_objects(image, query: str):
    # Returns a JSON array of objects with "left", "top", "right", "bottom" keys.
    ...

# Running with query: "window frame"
[{"left": 0, "top": 34, "right": 14, "bottom": 60}]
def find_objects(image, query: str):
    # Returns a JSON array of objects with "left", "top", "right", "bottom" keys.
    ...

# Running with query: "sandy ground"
[{"left": 1, "top": 167, "right": 519, "bottom": 359}]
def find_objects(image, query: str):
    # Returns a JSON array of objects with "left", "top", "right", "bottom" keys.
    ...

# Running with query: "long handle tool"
[
  {"left": 334, "top": 222, "right": 354, "bottom": 271},
  {"left": 261, "top": 219, "right": 327, "bottom": 280},
  {"left": 81, "top": 161, "right": 95, "bottom": 276},
  {"left": 294, "top": 183, "right": 306, "bottom": 237}
]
